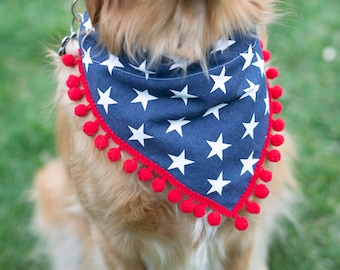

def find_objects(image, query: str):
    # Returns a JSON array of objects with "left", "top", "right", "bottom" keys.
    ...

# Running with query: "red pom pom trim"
[
  {"left": 124, "top": 159, "right": 138, "bottom": 173},
  {"left": 254, "top": 184, "right": 270, "bottom": 199},
  {"left": 168, "top": 189, "right": 182, "bottom": 203},
  {"left": 235, "top": 217, "right": 248, "bottom": 231},
  {"left": 74, "top": 104, "right": 89, "bottom": 117},
  {"left": 151, "top": 178, "right": 166, "bottom": 192},
  {"left": 68, "top": 87, "right": 83, "bottom": 101},
  {"left": 180, "top": 200, "right": 195, "bottom": 213},
  {"left": 271, "top": 134, "right": 284, "bottom": 146},
  {"left": 194, "top": 204, "right": 206, "bottom": 218},
  {"left": 208, "top": 212, "right": 222, "bottom": 226},
  {"left": 259, "top": 169, "right": 272, "bottom": 182},
  {"left": 272, "top": 118, "right": 285, "bottom": 132},
  {"left": 138, "top": 168, "right": 153, "bottom": 181},
  {"left": 262, "top": 50, "right": 271, "bottom": 62},
  {"left": 62, "top": 54, "right": 77, "bottom": 67},
  {"left": 66, "top": 75, "right": 80, "bottom": 88},
  {"left": 267, "top": 149, "right": 281, "bottom": 162},
  {"left": 246, "top": 201, "right": 260, "bottom": 214},
  {"left": 94, "top": 135, "right": 109, "bottom": 150},
  {"left": 272, "top": 101, "right": 283, "bottom": 114},
  {"left": 108, "top": 147, "right": 121, "bottom": 162},
  {"left": 270, "top": 85, "right": 283, "bottom": 99},
  {"left": 266, "top": 67, "right": 279, "bottom": 79},
  {"left": 83, "top": 121, "right": 98, "bottom": 136}
]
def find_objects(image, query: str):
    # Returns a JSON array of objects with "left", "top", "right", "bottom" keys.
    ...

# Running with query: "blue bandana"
[{"left": 62, "top": 12, "right": 285, "bottom": 230}]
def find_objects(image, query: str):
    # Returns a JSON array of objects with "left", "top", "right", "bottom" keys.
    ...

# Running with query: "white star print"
[
  {"left": 82, "top": 47, "right": 93, "bottom": 72},
  {"left": 170, "top": 85, "right": 198, "bottom": 105},
  {"left": 252, "top": 53, "right": 265, "bottom": 76},
  {"left": 131, "top": 89, "right": 158, "bottom": 111},
  {"left": 211, "top": 39, "right": 236, "bottom": 54},
  {"left": 129, "top": 60, "right": 156, "bottom": 80},
  {"left": 210, "top": 66, "right": 232, "bottom": 94},
  {"left": 240, "top": 151, "right": 259, "bottom": 176},
  {"left": 203, "top": 103, "right": 228, "bottom": 120},
  {"left": 166, "top": 118, "right": 191, "bottom": 137},
  {"left": 206, "top": 134, "right": 231, "bottom": 160},
  {"left": 207, "top": 172, "right": 231, "bottom": 196},
  {"left": 242, "top": 114, "right": 259, "bottom": 139},
  {"left": 240, "top": 44, "right": 254, "bottom": 71},
  {"left": 100, "top": 53, "right": 124, "bottom": 75},
  {"left": 128, "top": 124, "right": 153, "bottom": 147},
  {"left": 168, "top": 150, "right": 195, "bottom": 175},
  {"left": 240, "top": 79, "right": 260, "bottom": 102},
  {"left": 97, "top": 87, "right": 117, "bottom": 114},
  {"left": 264, "top": 92, "right": 270, "bottom": 115},
  {"left": 169, "top": 57, "right": 189, "bottom": 71},
  {"left": 83, "top": 17, "right": 95, "bottom": 32}
]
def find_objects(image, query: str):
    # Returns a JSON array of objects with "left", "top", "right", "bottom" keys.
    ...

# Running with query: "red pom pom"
[
  {"left": 68, "top": 87, "right": 83, "bottom": 101},
  {"left": 152, "top": 178, "right": 166, "bottom": 192},
  {"left": 124, "top": 159, "right": 138, "bottom": 173},
  {"left": 270, "top": 85, "right": 283, "bottom": 99},
  {"left": 62, "top": 54, "right": 77, "bottom": 67},
  {"left": 235, "top": 217, "right": 248, "bottom": 231},
  {"left": 138, "top": 168, "right": 153, "bottom": 181},
  {"left": 271, "top": 134, "right": 284, "bottom": 146},
  {"left": 83, "top": 121, "right": 98, "bottom": 136},
  {"left": 272, "top": 101, "right": 283, "bottom": 114},
  {"left": 266, "top": 67, "right": 279, "bottom": 79},
  {"left": 168, "top": 189, "right": 182, "bottom": 203},
  {"left": 180, "top": 200, "right": 195, "bottom": 213},
  {"left": 194, "top": 204, "right": 206, "bottom": 218},
  {"left": 260, "top": 40, "right": 264, "bottom": 49},
  {"left": 94, "top": 135, "right": 109, "bottom": 150},
  {"left": 267, "top": 149, "right": 281, "bottom": 162},
  {"left": 259, "top": 170, "right": 272, "bottom": 182},
  {"left": 108, "top": 148, "right": 121, "bottom": 162},
  {"left": 262, "top": 50, "right": 271, "bottom": 62},
  {"left": 246, "top": 201, "right": 261, "bottom": 214},
  {"left": 272, "top": 118, "right": 285, "bottom": 132},
  {"left": 66, "top": 75, "right": 79, "bottom": 88},
  {"left": 254, "top": 184, "right": 270, "bottom": 199},
  {"left": 207, "top": 212, "right": 222, "bottom": 226},
  {"left": 74, "top": 104, "right": 89, "bottom": 117}
]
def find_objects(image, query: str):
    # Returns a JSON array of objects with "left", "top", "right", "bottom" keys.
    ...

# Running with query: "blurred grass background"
[{"left": 0, "top": 0, "right": 339, "bottom": 269}]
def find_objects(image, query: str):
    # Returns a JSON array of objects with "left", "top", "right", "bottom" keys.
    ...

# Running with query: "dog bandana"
[{"left": 61, "top": 12, "right": 285, "bottom": 230}]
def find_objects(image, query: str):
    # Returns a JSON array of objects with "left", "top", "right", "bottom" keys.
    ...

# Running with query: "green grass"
[{"left": 1, "top": 0, "right": 340, "bottom": 269}]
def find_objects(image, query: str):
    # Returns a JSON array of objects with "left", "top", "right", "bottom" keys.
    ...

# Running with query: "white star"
[
  {"left": 166, "top": 118, "right": 191, "bottom": 137},
  {"left": 97, "top": 87, "right": 117, "bottom": 114},
  {"left": 129, "top": 60, "right": 156, "bottom": 80},
  {"left": 240, "top": 151, "right": 259, "bottom": 176},
  {"left": 170, "top": 85, "right": 198, "bottom": 105},
  {"left": 203, "top": 103, "right": 228, "bottom": 120},
  {"left": 252, "top": 53, "right": 265, "bottom": 76},
  {"left": 240, "top": 79, "right": 260, "bottom": 102},
  {"left": 128, "top": 124, "right": 153, "bottom": 147},
  {"left": 210, "top": 66, "right": 232, "bottom": 94},
  {"left": 83, "top": 17, "right": 95, "bottom": 32},
  {"left": 100, "top": 53, "right": 124, "bottom": 75},
  {"left": 169, "top": 57, "right": 189, "bottom": 71},
  {"left": 240, "top": 44, "right": 254, "bottom": 71},
  {"left": 131, "top": 89, "right": 158, "bottom": 111},
  {"left": 264, "top": 92, "right": 270, "bottom": 115},
  {"left": 168, "top": 150, "right": 195, "bottom": 175},
  {"left": 211, "top": 39, "right": 236, "bottom": 54},
  {"left": 242, "top": 114, "right": 259, "bottom": 139},
  {"left": 207, "top": 172, "right": 231, "bottom": 196},
  {"left": 206, "top": 134, "right": 231, "bottom": 160},
  {"left": 82, "top": 47, "right": 93, "bottom": 72}
]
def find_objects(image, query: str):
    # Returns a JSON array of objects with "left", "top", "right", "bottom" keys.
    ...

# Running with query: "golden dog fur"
[{"left": 33, "top": 1, "right": 298, "bottom": 269}]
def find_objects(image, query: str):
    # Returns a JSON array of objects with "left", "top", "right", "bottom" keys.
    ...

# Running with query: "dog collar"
[{"left": 62, "top": 12, "right": 285, "bottom": 230}]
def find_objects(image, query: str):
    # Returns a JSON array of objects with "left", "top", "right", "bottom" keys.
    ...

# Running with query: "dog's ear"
[{"left": 85, "top": 0, "right": 103, "bottom": 25}]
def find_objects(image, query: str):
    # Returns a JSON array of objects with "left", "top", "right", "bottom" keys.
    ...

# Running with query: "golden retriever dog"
[{"left": 33, "top": 0, "right": 298, "bottom": 269}]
